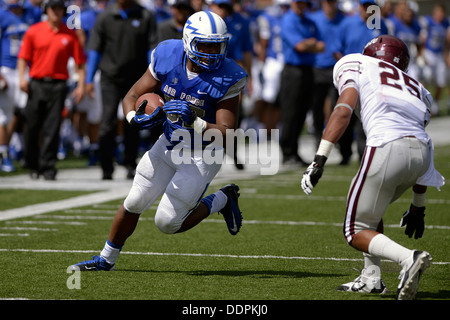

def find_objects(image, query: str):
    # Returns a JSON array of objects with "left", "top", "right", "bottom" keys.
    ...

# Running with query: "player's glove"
[
  {"left": 301, "top": 155, "right": 327, "bottom": 195},
  {"left": 162, "top": 100, "right": 197, "bottom": 126},
  {"left": 130, "top": 100, "right": 164, "bottom": 130},
  {"left": 400, "top": 204, "right": 425, "bottom": 239}
]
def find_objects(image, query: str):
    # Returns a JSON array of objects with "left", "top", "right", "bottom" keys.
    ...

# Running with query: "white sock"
[
  {"left": 368, "top": 234, "right": 412, "bottom": 267},
  {"left": 200, "top": 190, "right": 228, "bottom": 215},
  {"left": 100, "top": 240, "right": 122, "bottom": 265},
  {"left": 363, "top": 252, "right": 381, "bottom": 268}
]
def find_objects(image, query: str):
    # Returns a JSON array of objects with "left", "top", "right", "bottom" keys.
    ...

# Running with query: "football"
[{"left": 135, "top": 93, "right": 165, "bottom": 117}]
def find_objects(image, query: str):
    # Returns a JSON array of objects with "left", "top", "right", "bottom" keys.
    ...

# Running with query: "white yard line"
[{"left": 0, "top": 248, "right": 448, "bottom": 265}]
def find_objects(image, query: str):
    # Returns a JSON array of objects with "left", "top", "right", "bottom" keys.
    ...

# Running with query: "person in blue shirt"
[
  {"left": 419, "top": 3, "right": 449, "bottom": 115},
  {"left": 309, "top": 0, "right": 345, "bottom": 159},
  {"left": 389, "top": 0, "right": 422, "bottom": 80},
  {"left": 0, "top": 0, "right": 29, "bottom": 172},
  {"left": 70, "top": 11, "right": 247, "bottom": 271},
  {"left": 279, "top": 0, "right": 324, "bottom": 166},
  {"left": 249, "top": 0, "right": 289, "bottom": 136}
]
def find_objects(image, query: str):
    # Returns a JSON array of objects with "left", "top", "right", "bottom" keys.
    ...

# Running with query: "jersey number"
[{"left": 379, "top": 61, "right": 421, "bottom": 99}]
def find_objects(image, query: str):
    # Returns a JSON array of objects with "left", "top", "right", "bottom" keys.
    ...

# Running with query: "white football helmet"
[{"left": 183, "top": 10, "right": 229, "bottom": 70}]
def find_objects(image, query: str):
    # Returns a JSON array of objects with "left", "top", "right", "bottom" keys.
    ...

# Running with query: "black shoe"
[
  {"left": 42, "top": 169, "right": 57, "bottom": 181},
  {"left": 102, "top": 171, "right": 113, "bottom": 180},
  {"left": 29, "top": 170, "right": 39, "bottom": 180}
]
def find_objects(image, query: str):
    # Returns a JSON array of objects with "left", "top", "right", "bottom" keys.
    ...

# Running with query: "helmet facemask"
[{"left": 183, "top": 11, "right": 229, "bottom": 71}]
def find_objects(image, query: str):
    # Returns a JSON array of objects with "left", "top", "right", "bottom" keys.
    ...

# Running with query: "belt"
[{"left": 33, "top": 77, "right": 66, "bottom": 83}]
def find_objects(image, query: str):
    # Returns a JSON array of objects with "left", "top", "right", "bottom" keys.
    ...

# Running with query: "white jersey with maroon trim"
[{"left": 333, "top": 53, "right": 432, "bottom": 148}]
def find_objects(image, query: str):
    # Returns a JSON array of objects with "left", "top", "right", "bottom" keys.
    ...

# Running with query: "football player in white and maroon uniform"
[{"left": 301, "top": 35, "right": 444, "bottom": 300}]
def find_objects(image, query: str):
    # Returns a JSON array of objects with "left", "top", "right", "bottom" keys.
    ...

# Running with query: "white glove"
[{"left": 301, "top": 155, "right": 327, "bottom": 195}]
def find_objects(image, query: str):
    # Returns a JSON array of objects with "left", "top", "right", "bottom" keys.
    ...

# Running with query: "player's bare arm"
[{"left": 321, "top": 86, "right": 358, "bottom": 144}]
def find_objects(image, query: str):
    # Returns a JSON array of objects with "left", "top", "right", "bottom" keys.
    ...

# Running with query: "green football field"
[{"left": 0, "top": 144, "right": 448, "bottom": 307}]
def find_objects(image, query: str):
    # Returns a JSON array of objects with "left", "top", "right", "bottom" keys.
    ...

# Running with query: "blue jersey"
[
  {"left": 0, "top": 9, "right": 29, "bottom": 68},
  {"left": 149, "top": 39, "right": 247, "bottom": 145},
  {"left": 390, "top": 15, "right": 421, "bottom": 55},
  {"left": 281, "top": 9, "right": 321, "bottom": 66},
  {"left": 80, "top": 9, "right": 101, "bottom": 44},
  {"left": 224, "top": 12, "right": 253, "bottom": 62},
  {"left": 309, "top": 9, "right": 345, "bottom": 68},
  {"left": 333, "top": 13, "right": 388, "bottom": 55},
  {"left": 22, "top": 0, "right": 42, "bottom": 26},
  {"left": 258, "top": 5, "right": 285, "bottom": 60},
  {"left": 420, "top": 15, "right": 449, "bottom": 54}
]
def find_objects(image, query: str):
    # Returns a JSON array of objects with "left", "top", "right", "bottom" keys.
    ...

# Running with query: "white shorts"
[
  {"left": 123, "top": 134, "right": 222, "bottom": 234},
  {"left": 0, "top": 66, "right": 28, "bottom": 125},
  {"left": 343, "top": 137, "right": 431, "bottom": 244},
  {"left": 422, "top": 49, "right": 448, "bottom": 87},
  {"left": 75, "top": 71, "right": 102, "bottom": 124},
  {"left": 251, "top": 56, "right": 283, "bottom": 104}
]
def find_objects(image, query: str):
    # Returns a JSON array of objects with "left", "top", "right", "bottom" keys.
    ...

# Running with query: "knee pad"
[
  {"left": 154, "top": 207, "right": 182, "bottom": 234},
  {"left": 123, "top": 186, "right": 150, "bottom": 214}
]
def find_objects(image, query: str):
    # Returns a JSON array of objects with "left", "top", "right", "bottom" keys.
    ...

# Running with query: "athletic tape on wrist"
[
  {"left": 126, "top": 111, "right": 136, "bottom": 124},
  {"left": 316, "top": 139, "right": 334, "bottom": 158}
]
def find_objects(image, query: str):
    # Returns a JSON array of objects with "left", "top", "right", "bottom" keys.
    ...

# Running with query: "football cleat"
[
  {"left": 397, "top": 250, "right": 432, "bottom": 300},
  {"left": 219, "top": 184, "right": 243, "bottom": 235},
  {"left": 69, "top": 255, "right": 115, "bottom": 271},
  {"left": 1, "top": 157, "right": 15, "bottom": 173},
  {"left": 337, "top": 268, "right": 388, "bottom": 294}
]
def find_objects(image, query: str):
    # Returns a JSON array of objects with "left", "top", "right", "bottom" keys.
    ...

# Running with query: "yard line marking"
[
  {"left": 0, "top": 233, "right": 29, "bottom": 237},
  {"left": 240, "top": 193, "right": 450, "bottom": 204},
  {"left": 33, "top": 214, "right": 450, "bottom": 230},
  {"left": 0, "top": 227, "right": 57, "bottom": 231},
  {"left": 0, "top": 248, "right": 448, "bottom": 265},
  {"left": 5, "top": 220, "right": 86, "bottom": 226}
]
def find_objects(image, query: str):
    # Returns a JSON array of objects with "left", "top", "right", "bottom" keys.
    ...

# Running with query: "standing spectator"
[
  {"left": 250, "top": 0, "right": 289, "bottom": 135},
  {"left": 279, "top": 0, "right": 324, "bottom": 166},
  {"left": 209, "top": 0, "right": 253, "bottom": 169},
  {"left": 309, "top": 0, "right": 345, "bottom": 159},
  {"left": 86, "top": 0, "right": 158, "bottom": 180},
  {"left": 332, "top": 0, "right": 388, "bottom": 162},
  {"left": 419, "top": 3, "right": 450, "bottom": 116},
  {"left": 389, "top": 1, "right": 422, "bottom": 81},
  {"left": 70, "top": 0, "right": 109, "bottom": 166},
  {"left": 157, "top": 0, "right": 194, "bottom": 41},
  {"left": 0, "top": 0, "right": 29, "bottom": 172},
  {"left": 22, "top": 0, "right": 43, "bottom": 26},
  {"left": 17, "top": 0, "right": 86, "bottom": 180}
]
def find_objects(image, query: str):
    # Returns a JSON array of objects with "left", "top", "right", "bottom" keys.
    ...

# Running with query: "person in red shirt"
[{"left": 17, "top": 0, "right": 86, "bottom": 180}]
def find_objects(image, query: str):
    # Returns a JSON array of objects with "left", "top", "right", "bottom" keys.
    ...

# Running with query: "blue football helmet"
[{"left": 183, "top": 10, "right": 229, "bottom": 70}]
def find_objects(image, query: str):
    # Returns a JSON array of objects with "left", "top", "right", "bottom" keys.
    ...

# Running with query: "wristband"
[
  {"left": 126, "top": 111, "right": 136, "bottom": 124},
  {"left": 316, "top": 139, "right": 334, "bottom": 158}
]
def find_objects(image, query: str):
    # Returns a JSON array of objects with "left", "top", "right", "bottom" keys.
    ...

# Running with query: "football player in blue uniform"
[{"left": 70, "top": 11, "right": 248, "bottom": 271}]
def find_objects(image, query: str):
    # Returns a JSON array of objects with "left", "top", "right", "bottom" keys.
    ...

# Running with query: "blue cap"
[
  {"left": 360, "top": 0, "right": 376, "bottom": 5},
  {"left": 211, "top": 0, "right": 232, "bottom": 5}
]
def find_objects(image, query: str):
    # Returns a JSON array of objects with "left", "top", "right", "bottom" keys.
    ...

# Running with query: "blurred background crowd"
[{"left": 0, "top": 0, "right": 449, "bottom": 179}]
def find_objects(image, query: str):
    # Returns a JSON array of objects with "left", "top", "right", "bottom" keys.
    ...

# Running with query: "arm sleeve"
[{"left": 86, "top": 50, "right": 102, "bottom": 84}]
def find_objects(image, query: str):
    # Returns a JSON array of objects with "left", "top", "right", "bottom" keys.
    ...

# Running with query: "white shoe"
[
  {"left": 397, "top": 250, "right": 432, "bottom": 300},
  {"left": 338, "top": 267, "right": 388, "bottom": 294}
]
